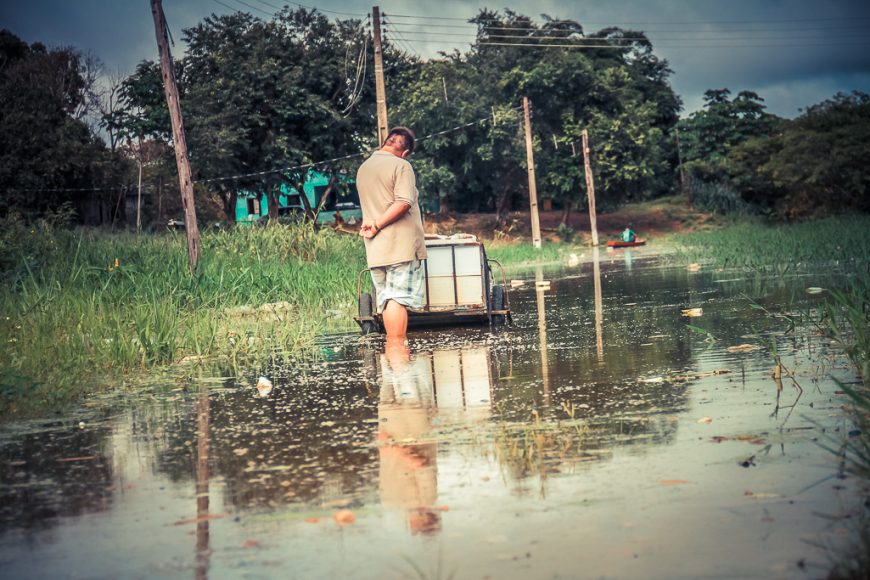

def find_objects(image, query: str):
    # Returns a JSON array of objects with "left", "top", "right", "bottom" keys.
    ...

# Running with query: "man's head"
[{"left": 382, "top": 126, "right": 416, "bottom": 158}]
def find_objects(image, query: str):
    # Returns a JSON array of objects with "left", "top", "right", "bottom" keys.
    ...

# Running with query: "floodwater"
[{"left": 0, "top": 248, "right": 864, "bottom": 579}]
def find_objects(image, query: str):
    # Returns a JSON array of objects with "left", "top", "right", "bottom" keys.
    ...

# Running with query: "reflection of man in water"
[{"left": 377, "top": 340, "right": 441, "bottom": 536}]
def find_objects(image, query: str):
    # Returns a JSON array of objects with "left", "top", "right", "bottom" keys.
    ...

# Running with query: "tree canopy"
[
  {"left": 677, "top": 88, "right": 869, "bottom": 218},
  {"left": 2, "top": 6, "right": 867, "bottom": 226},
  {"left": 0, "top": 30, "right": 125, "bottom": 219}
]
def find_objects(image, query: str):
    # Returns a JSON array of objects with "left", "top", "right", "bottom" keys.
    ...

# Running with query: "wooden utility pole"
[
  {"left": 675, "top": 127, "right": 689, "bottom": 201},
  {"left": 136, "top": 136, "right": 143, "bottom": 234},
  {"left": 522, "top": 97, "right": 542, "bottom": 249},
  {"left": 151, "top": 0, "right": 201, "bottom": 275},
  {"left": 372, "top": 6, "right": 389, "bottom": 146},
  {"left": 581, "top": 129, "right": 599, "bottom": 247}
]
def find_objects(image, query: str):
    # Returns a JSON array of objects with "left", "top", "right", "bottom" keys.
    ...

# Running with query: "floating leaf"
[
  {"left": 333, "top": 510, "right": 356, "bottom": 525},
  {"left": 726, "top": 344, "right": 758, "bottom": 353}
]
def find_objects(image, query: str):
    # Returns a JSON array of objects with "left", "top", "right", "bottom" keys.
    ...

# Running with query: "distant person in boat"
[
  {"left": 357, "top": 127, "right": 427, "bottom": 341},
  {"left": 621, "top": 226, "right": 637, "bottom": 243}
]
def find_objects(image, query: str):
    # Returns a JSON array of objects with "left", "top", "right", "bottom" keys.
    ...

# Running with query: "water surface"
[{"left": 0, "top": 248, "right": 863, "bottom": 579}]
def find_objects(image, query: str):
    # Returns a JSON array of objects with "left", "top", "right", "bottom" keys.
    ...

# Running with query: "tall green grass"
[
  {"left": 0, "top": 216, "right": 367, "bottom": 414},
  {"left": 487, "top": 240, "right": 580, "bottom": 268},
  {"left": 667, "top": 214, "right": 870, "bottom": 275}
]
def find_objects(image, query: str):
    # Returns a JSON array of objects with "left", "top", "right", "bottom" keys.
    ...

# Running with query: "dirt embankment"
[{"left": 422, "top": 196, "right": 721, "bottom": 243}]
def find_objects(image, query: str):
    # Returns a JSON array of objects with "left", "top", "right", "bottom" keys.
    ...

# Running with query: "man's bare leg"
[
  {"left": 382, "top": 299, "right": 408, "bottom": 339},
  {"left": 384, "top": 335, "right": 410, "bottom": 372}
]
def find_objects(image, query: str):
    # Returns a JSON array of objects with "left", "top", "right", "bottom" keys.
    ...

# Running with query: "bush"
[{"left": 689, "top": 177, "right": 754, "bottom": 215}]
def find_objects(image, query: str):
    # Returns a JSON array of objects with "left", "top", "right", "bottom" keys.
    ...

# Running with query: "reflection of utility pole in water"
[
  {"left": 623, "top": 249, "right": 634, "bottom": 271},
  {"left": 593, "top": 247, "right": 605, "bottom": 364},
  {"left": 535, "top": 266, "right": 551, "bottom": 408},
  {"left": 195, "top": 391, "right": 211, "bottom": 580}
]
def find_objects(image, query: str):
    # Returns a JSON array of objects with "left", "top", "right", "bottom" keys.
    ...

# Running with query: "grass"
[
  {"left": 667, "top": 214, "right": 869, "bottom": 383},
  {"left": 3, "top": 212, "right": 869, "bottom": 416},
  {"left": 0, "top": 216, "right": 588, "bottom": 414},
  {"left": 0, "top": 215, "right": 367, "bottom": 414},
  {"left": 486, "top": 239, "right": 582, "bottom": 268},
  {"left": 665, "top": 214, "right": 870, "bottom": 275}
]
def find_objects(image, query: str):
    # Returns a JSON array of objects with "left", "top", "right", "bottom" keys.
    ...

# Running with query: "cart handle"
[
  {"left": 486, "top": 258, "right": 511, "bottom": 313},
  {"left": 356, "top": 268, "right": 372, "bottom": 300}
]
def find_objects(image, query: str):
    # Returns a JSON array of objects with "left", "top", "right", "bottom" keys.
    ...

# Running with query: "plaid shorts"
[{"left": 370, "top": 260, "right": 426, "bottom": 313}]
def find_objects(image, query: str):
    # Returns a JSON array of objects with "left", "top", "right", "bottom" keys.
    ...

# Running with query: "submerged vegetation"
[{"left": 671, "top": 213, "right": 870, "bottom": 579}]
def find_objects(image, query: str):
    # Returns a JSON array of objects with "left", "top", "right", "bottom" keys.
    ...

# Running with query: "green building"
[{"left": 235, "top": 170, "right": 362, "bottom": 225}]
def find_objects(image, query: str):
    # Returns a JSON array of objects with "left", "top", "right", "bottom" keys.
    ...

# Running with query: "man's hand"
[{"left": 359, "top": 220, "right": 377, "bottom": 239}]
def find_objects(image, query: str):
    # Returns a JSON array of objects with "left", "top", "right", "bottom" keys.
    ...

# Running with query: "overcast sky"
[{"left": 2, "top": 0, "right": 869, "bottom": 117}]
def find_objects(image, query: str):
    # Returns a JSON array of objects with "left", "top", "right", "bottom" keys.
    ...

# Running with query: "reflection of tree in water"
[
  {"left": 155, "top": 356, "right": 379, "bottom": 511},
  {"left": 492, "top": 412, "right": 681, "bottom": 495},
  {"left": 0, "top": 416, "right": 114, "bottom": 534}
]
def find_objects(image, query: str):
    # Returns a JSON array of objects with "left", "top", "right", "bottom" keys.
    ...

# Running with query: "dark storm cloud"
[{"left": 2, "top": 0, "right": 868, "bottom": 117}]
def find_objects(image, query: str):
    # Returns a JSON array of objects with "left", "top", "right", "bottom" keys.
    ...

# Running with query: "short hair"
[{"left": 385, "top": 126, "right": 416, "bottom": 154}]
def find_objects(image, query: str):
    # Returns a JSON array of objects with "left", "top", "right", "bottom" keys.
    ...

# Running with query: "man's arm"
[{"left": 359, "top": 201, "right": 411, "bottom": 239}]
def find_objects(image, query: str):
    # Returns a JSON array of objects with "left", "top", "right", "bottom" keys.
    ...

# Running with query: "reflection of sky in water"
[{"left": 0, "top": 253, "right": 863, "bottom": 578}]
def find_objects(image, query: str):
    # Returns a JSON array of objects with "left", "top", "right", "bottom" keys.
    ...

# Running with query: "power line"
[
  {"left": 196, "top": 107, "right": 523, "bottom": 184},
  {"left": 382, "top": 15, "right": 421, "bottom": 58},
  {"left": 477, "top": 39, "right": 870, "bottom": 49},
  {"left": 388, "top": 22, "right": 870, "bottom": 34},
  {"left": 6, "top": 107, "right": 525, "bottom": 193},
  {"left": 213, "top": 0, "right": 367, "bottom": 19},
  {"left": 384, "top": 12, "right": 870, "bottom": 25},
  {"left": 251, "top": 0, "right": 367, "bottom": 18},
  {"left": 228, "top": 0, "right": 274, "bottom": 18},
  {"left": 212, "top": 0, "right": 262, "bottom": 19},
  {"left": 397, "top": 30, "right": 870, "bottom": 42}
]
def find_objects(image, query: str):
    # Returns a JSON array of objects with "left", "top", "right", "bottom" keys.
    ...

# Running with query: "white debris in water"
[{"left": 256, "top": 377, "right": 273, "bottom": 397}]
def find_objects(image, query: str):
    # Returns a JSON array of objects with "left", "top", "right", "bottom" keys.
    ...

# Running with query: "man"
[
  {"left": 622, "top": 225, "right": 637, "bottom": 243},
  {"left": 357, "top": 127, "right": 427, "bottom": 340}
]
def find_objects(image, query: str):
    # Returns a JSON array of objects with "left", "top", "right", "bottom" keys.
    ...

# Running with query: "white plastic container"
[{"left": 423, "top": 235, "right": 485, "bottom": 310}]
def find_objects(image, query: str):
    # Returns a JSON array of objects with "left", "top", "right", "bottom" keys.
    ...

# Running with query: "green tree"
[
  {"left": 392, "top": 10, "right": 682, "bottom": 226},
  {"left": 111, "top": 9, "right": 391, "bottom": 223},
  {"left": 677, "top": 88, "right": 782, "bottom": 183},
  {"left": 0, "top": 30, "right": 125, "bottom": 220},
  {"left": 729, "top": 91, "right": 870, "bottom": 218}
]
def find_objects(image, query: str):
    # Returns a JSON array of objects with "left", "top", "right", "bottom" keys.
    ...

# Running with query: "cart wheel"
[
  {"left": 359, "top": 292, "right": 378, "bottom": 335},
  {"left": 491, "top": 285, "right": 506, "bottom": 325}
]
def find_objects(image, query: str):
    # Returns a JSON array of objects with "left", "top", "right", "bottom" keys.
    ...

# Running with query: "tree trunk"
[
  {"left": 268, "top": 184, "right": 280, "bottom": 222},
  {"left": 219, "top": 186, "right": 237, "bottom": 223},
  {"left": 495, "top": 189, "right": 512, "bottom": 228},
  {"left": 560, "top": 201, "right": 573, "bottom": 226},
  {"left": 294, "top": 177, "right": 316, "bottom": 222},
  {"left": 438, "top": 192, "right": 452, "bottom": 215}
]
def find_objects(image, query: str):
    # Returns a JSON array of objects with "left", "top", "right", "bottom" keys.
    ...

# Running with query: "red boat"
[{"left": 606, "top": 239, "right": 646, "bottom": 248}]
